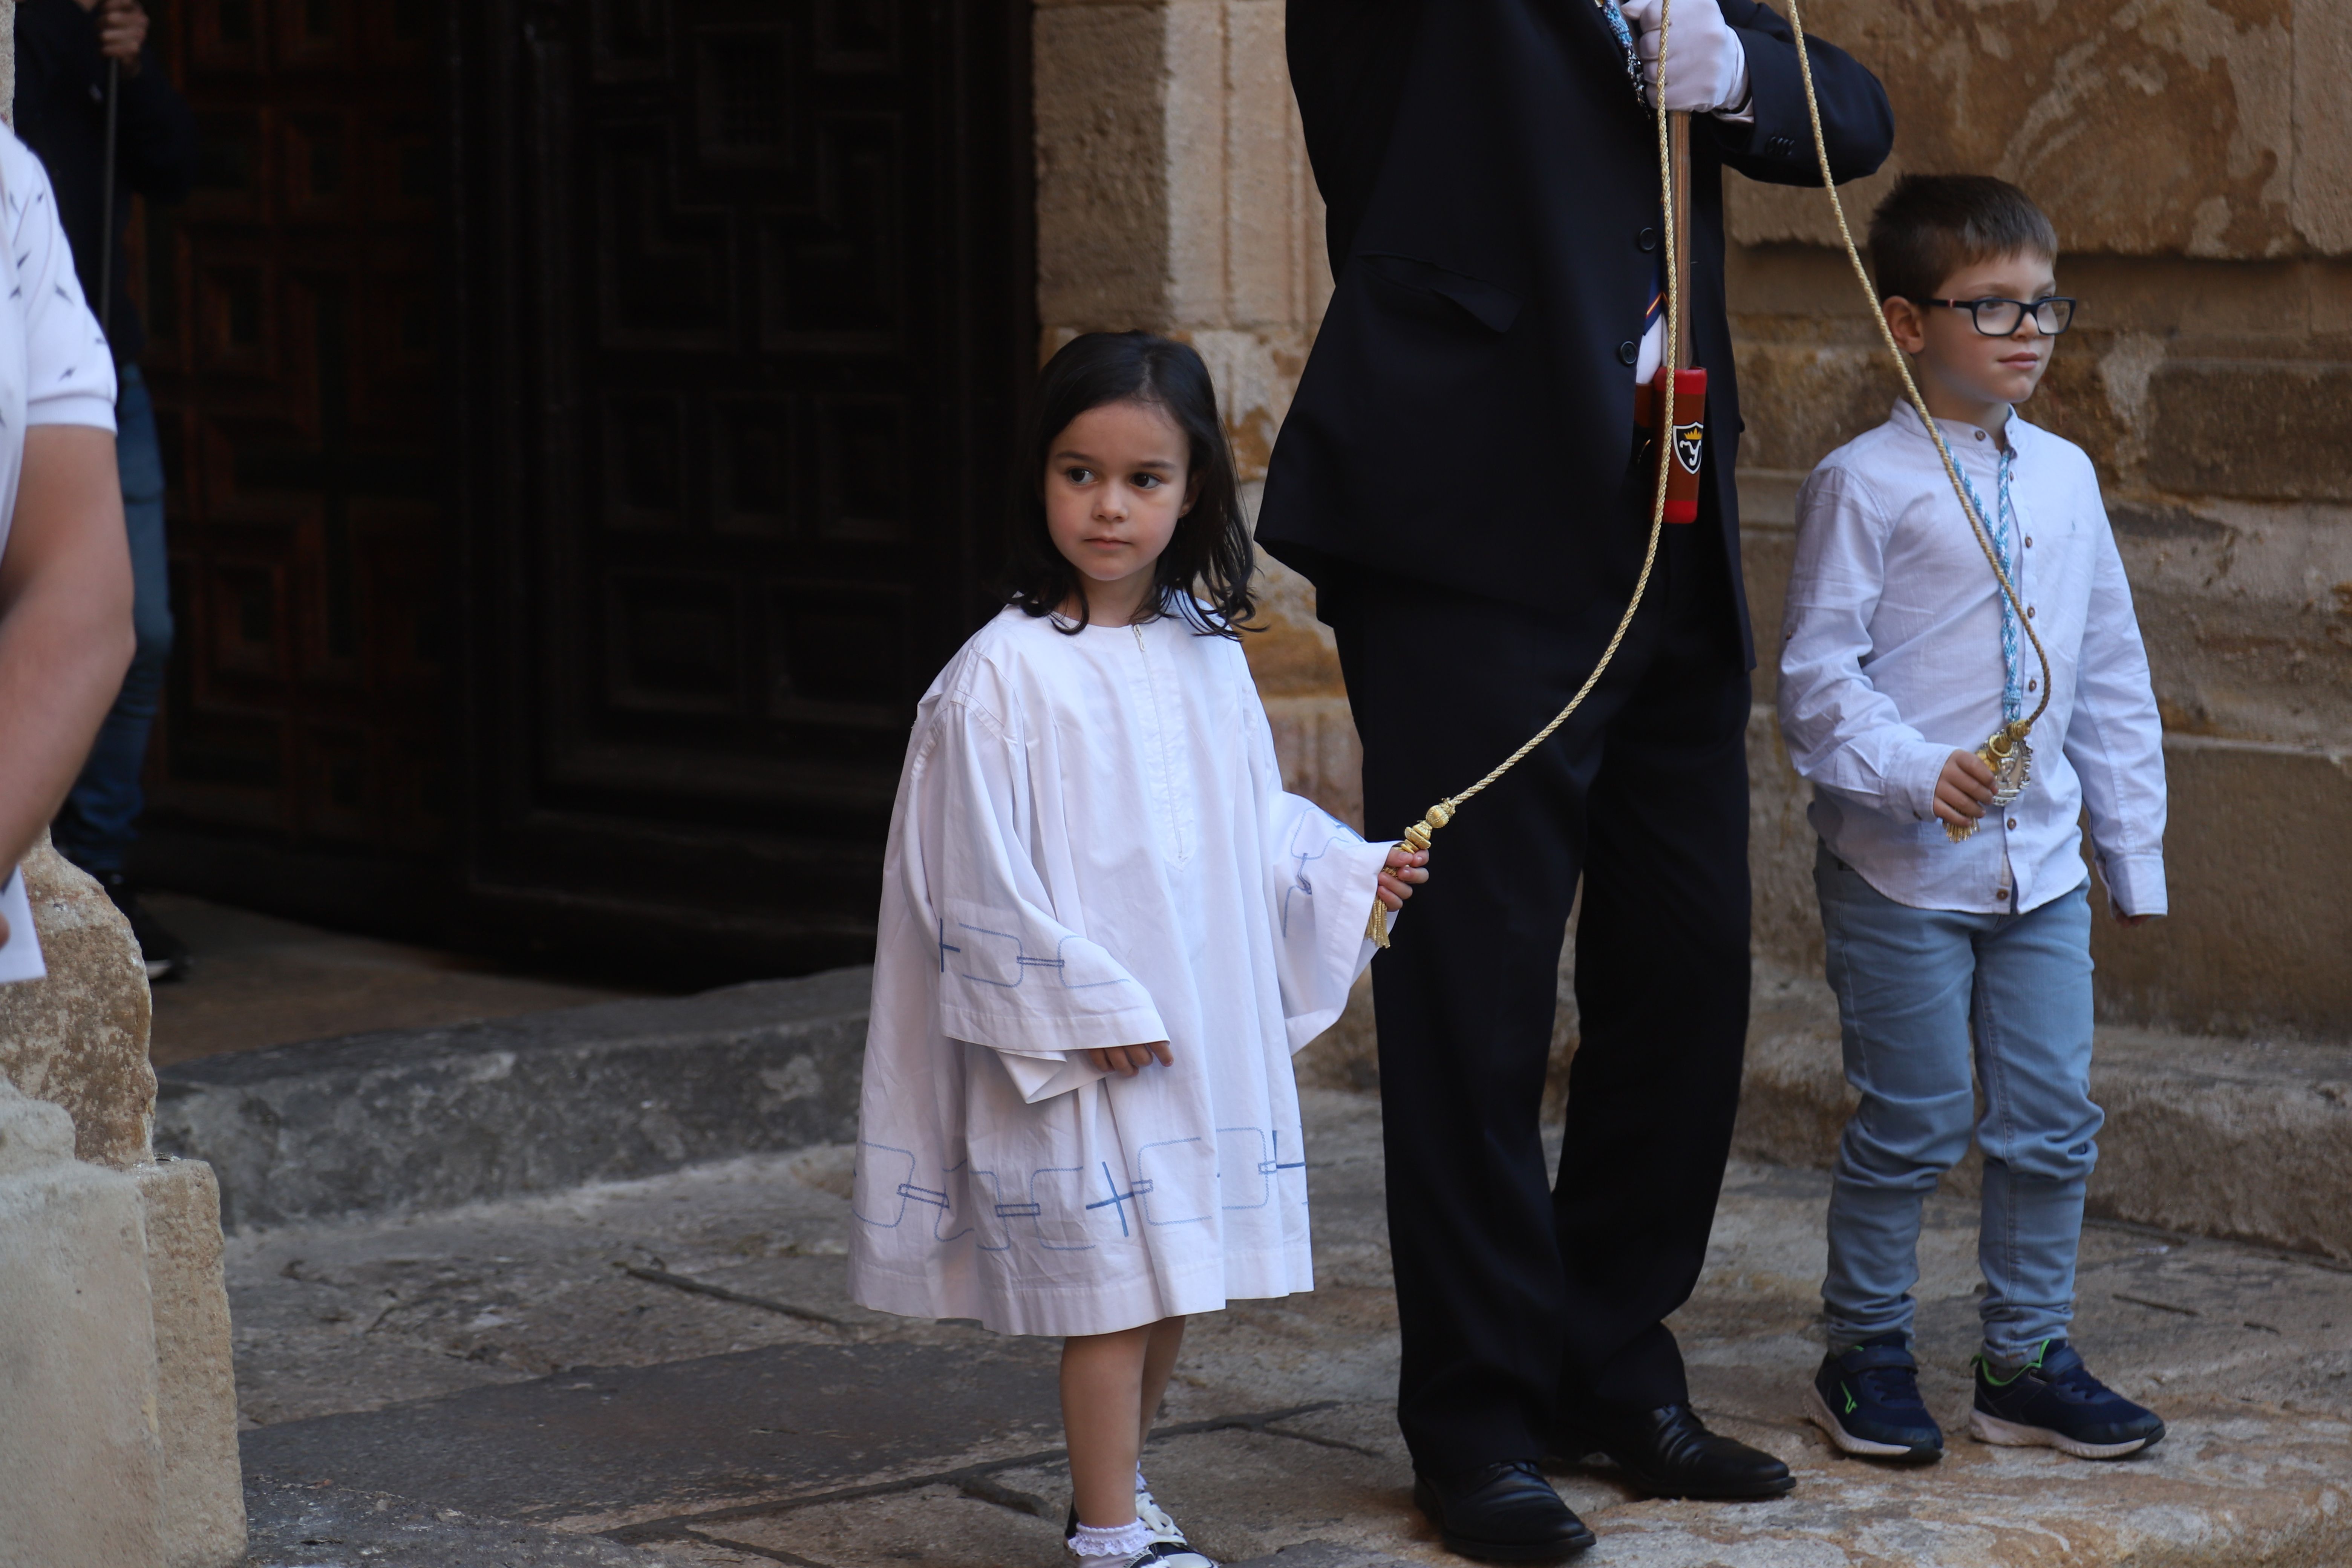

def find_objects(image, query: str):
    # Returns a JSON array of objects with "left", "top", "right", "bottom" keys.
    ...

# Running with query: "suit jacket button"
[
  {"left": 1638, "top": 227, "right": 1658, "bottom": 252},
  {"left": 1617, "top": 340, "right": 1638, "bottom": 364}
]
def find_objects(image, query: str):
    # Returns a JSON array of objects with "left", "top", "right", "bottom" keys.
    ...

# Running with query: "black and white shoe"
[{"left": 1135, "top": 1485, "right": 1187, "bottom": 1547}]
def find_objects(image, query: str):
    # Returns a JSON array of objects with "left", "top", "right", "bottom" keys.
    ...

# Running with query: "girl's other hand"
[
  {"left": 1377, "top": 847, "right": 1428, "bottom": 911},
  {"left": 1087, "top": 1040, "right": 1173, "bottom": 1076}
]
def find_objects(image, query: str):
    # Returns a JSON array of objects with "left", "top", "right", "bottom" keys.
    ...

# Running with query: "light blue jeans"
[{"left": 1814, "top": 844, "right": 2101, "bottom": 1366}]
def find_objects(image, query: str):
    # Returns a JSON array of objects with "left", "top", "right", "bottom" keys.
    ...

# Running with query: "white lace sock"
[{"left": 1070, "top": 1517, "right": 1152, "bottom": 1567}]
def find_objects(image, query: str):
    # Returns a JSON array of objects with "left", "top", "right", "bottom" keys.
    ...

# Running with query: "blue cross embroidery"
[{"left": 1085, "top": 1161, "right": 1141, "bottom": 1237}]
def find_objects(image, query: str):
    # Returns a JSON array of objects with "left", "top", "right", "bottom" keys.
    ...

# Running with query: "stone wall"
[{"left": 1034, "top": 0, "right": 2352, "bottom": 1041}]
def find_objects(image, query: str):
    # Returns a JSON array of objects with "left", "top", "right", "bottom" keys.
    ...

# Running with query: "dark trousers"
[{"left": 1326, "top": 477, "right": 1753, "bottom": 1472}]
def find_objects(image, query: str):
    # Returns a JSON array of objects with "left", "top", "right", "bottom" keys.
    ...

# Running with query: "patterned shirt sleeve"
[{"left": 5, "top": 135, "right": 118, "bottom": 431}]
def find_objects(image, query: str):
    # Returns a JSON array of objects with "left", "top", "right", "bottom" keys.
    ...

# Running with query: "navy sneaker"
[
  {"left": 1802, "top": 1333, "right": 1943, "bottom": 1464},
  {"left": 1970, "top": 1340, "right": 2166, "bottom": 1459}
]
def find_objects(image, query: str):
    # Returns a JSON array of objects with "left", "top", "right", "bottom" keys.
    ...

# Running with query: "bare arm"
[{"left": 0, "top": 424, "right": 135, "bottom": 938}]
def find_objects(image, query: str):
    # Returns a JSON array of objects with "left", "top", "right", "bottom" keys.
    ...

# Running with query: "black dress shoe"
[
  {"left": 1412, "top": 1460, "right": 1596, "bottom": 1562},
  {"left": 1554, "top": 1403, "right": 1794, "bottom": 1500}
]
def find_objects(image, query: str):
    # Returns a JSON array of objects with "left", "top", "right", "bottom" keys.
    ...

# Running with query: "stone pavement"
[{"left": 230, "top": 1089, "right": 2352, "bottom": 1568}]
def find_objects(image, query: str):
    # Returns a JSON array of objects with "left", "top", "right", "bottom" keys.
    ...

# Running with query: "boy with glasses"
[{"left": 1777, "top": 175, "right": 2169, "bottom": 1464}]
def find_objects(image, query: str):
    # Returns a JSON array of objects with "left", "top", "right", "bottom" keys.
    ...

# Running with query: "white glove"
[{"left": 1621, "top": 0, "right": 1751, "bottom": 117}]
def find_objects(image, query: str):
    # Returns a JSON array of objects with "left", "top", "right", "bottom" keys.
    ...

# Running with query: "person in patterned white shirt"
[
  {"left": 1778, "top": 174, "right": 2168, "bottom": 1468},
  {"left": 0, "top": 126, "right": 138, "bottom": 969}
]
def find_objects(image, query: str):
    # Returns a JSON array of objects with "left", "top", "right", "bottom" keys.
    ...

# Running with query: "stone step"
[
  {"left": 1737, "top": 965, "right": 2352, "bottom": 1260},
  {"left": 155, "top": 969, "right": 873, "bottom": 1230},
  {"left": 162, "top": 957, "right": 2352, "bottom": 1273}
]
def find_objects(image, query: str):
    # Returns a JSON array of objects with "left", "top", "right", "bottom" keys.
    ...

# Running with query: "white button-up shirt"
[{"left": 1777, "top": 402, "right": 2167, "bottom": 917}]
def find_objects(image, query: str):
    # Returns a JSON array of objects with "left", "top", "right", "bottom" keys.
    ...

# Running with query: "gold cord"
[{"left": 1367, "top": 0, "right": 1681, "bottom": 946}]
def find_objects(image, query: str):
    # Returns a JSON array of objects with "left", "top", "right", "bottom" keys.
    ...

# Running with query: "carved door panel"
[
  {"left": 455, "top": 0, "right": 1031, "bottom": 974},
  {"left": 143, "top": 0, "right": 449, "bottom": 862}
]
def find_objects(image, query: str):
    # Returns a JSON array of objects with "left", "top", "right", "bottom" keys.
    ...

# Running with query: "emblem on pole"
[{"left": 1672, "top": 421, "right": 1704, "bottom": 476}]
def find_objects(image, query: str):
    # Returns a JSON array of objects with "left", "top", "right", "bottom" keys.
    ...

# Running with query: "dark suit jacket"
[{"left": 1258, "top": 0, "right": 1893, "bottom": 662}]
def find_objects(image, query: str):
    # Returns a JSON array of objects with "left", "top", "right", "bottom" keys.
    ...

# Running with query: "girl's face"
[{"left": 1043, "top": 399, "right": 1195, "bottom": 618}]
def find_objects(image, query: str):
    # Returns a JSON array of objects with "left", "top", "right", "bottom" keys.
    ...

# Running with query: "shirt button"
[
  {"left": 2024, "top": 536, "right": 2034, "bottom": 547},
  {"left": 2007, "top": 818, "right": 2018, "bottom": 830},
  {"left": 2026, "top": 605, "right": 2036, "bottom": 619},
  {"left": 2027, "top": 678, "right": 2038, "bottom": 691},
  {"left": 1974, "top": 429, "right": 1987, "bottom": 441},
  {"left": 1638, "top": 227, "right": 1658, "bottom": 252},
  {"left": 1617, "top": 340, "right": 1638, "bottom": 365}
]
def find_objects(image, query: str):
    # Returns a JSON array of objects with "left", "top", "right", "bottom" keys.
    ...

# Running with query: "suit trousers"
[{"left": 1326, "top": 473, "right": 1754, "bottom": 1472}]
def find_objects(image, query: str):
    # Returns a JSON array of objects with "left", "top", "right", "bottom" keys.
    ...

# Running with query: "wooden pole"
[{"left": 1670, "top": 111, "right": 1692, "bottom": 372}]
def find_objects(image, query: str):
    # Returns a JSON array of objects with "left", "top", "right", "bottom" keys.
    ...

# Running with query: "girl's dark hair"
[{"left": 1005, "top": 331, "right": 1254, "bottom": 637}]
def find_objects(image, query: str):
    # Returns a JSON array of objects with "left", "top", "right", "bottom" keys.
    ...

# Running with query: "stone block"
[
  {"left": 2091, "top": 737, "right": 2352, "bottom": 1037},
  {"left": 2114, "top": 496, "right": 2352, "bottom": 750},
  {"left": 0, "top": 1083, "right": 166, "bottom": 1568},
  {"left": 1163, "top": 0, "right": 1225, "bottom": 326},
  {"left": 1034, "top": 2, "right": 1171, "bottom": 330},
  {"left": 2147, "top": 357, "right": 2352, "bottom": 502},
  {"left": 135, "top": 1160, "right": 244, "bottom": 1568},
  {"left": 2088, "top": 1027, "right": 2352, "bottom": 1258},
  {"left": 0, "top": 834, "right": 155, "bottom": 1168}
]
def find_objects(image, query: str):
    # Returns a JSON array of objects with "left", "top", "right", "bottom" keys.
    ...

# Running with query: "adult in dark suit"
[{"left": 1259, "top": 1, "right": 1891, "bottom": 1557}]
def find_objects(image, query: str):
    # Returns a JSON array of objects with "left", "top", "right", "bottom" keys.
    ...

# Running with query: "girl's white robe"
[{"left": 847, "top": 607, "right": 1391, "bottom": 1337}]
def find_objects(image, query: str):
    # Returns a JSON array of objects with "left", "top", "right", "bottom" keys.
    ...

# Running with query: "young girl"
[{"left": 848, "top": 332, "right": 1423, "bottom": 1568}]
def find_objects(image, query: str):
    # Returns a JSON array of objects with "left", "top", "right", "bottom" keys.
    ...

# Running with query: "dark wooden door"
[
  {"left": 452, "top": 0, "right": 1032, "bottom": 977},
  {"left": 143, "top": 0, "right": 450, "bottom": 876}
]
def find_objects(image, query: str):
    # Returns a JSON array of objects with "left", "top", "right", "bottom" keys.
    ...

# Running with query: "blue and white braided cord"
[{"left": 1958, "top": 454, "right": 2024, "bottom": 724}]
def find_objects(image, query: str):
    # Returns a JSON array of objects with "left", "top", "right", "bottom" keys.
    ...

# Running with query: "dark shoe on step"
[
  {"left": 1555, "top": 1404, "right": 1794, "bottom": 1500},
  {"left": 1803, "top": 1333, "right": 1943, "bottom": 1464},
  {"left": 96, "top": 874, "right": 191, "bottom": 984},
  {"left": 1412, "top": 1461, "right": 1595, "bottom": 1562}
]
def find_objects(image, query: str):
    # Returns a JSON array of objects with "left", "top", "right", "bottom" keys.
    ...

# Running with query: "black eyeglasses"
[{"left": 1923, "top": 296, "right": 2078, "bottom": 336}]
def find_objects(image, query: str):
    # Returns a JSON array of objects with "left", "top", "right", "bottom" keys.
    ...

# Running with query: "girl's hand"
[
  {"left": 1378, "top": 847, "right": 1428, "bottom": 912},
  {"left": 1087, "top": 1040, "right": 1173, "bottom": 1077}
]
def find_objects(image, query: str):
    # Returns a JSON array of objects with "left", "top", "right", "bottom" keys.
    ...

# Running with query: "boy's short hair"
[{"left": 1868, "top": 175, "right": 2059, "bottom": 305}]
